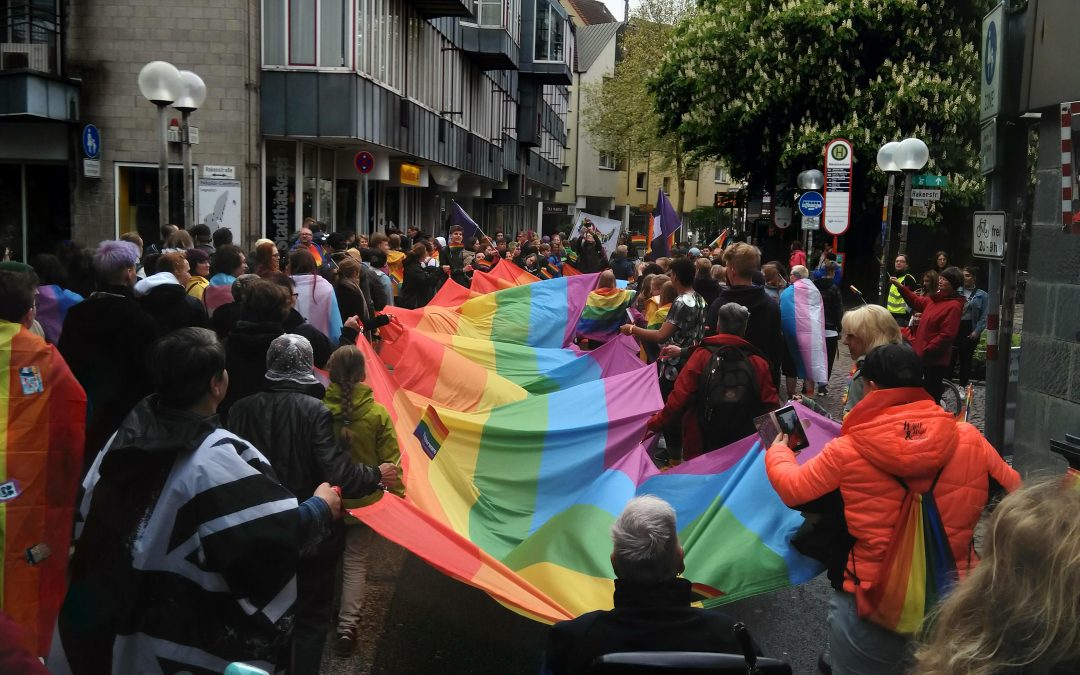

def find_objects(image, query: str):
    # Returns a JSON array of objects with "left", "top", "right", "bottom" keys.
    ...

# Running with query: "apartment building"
[{"left": 0, "top": 0, "right": 571, "bottom": 259}]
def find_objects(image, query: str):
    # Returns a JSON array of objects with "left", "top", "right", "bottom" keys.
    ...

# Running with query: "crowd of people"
[{"left": 0, "top": 216, "right": 1063, "bottom": 675}]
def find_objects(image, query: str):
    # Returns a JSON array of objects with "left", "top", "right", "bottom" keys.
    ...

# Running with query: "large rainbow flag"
[
  {"left": 355, "top": 276, "right": 827, "bottom": 623},
  {"left": 0, "top": 323, "right": 86, "bottom": 655}
]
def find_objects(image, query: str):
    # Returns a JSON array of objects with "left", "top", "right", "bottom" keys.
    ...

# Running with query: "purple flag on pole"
[
  {"left": 649, "top": 189, "right": 681, "bottom": 256},
  {"left": 450, "top": 200, "right": 483, "bottom": 241}
]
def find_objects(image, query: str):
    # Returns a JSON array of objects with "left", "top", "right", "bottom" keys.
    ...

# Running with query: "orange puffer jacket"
[{"left": 766, "top": 387, "right": 1020, "bottom": 595}]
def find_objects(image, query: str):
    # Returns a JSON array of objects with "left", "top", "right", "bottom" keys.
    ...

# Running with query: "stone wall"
[
  {"left": 1014, "top": 112, "right": 1080, "bottom": 476},
  {"left": 64, "top": 0, "right": 261, "bottom": 246}
]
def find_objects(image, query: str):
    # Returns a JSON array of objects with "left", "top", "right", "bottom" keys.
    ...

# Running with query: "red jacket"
[
  {"left": 766, "top": 387, "right": 1020, "bottom": 594},
  {"left": 898, "top": 286, "right": 963, "bottom": 366},
  {"left": 648, "top": 334, "right": 779, "bottom": 460},
  {"left": 789, "top": 250, "right": 807, "bottom": 269}
]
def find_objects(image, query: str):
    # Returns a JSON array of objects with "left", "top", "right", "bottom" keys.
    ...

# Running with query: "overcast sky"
[{"left": 600, "top": 0, "right": 632, "bottom": 21}]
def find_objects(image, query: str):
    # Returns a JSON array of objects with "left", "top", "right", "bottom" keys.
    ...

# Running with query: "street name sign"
[
  {"left": 973, "top": 211, "right": 1006, "bottom": 259},
  {"left": 823, "top": 139, "right": 853, "bottom": 235},
  {"left": 910, "top": 189, "right": 941, "bottom": 201}
]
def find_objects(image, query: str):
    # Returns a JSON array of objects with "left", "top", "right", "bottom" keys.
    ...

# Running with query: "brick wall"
[
  {"left": 1013, "top": 112, "right": 1080, "bottom": 475},
  {"left": 64, "top": 0, "right": 261, "bottom": 246}
]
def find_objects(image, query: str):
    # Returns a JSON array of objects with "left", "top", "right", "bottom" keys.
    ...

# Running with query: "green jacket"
[{"left": 324, "top": 382, "right": 404, "bottom": 513}]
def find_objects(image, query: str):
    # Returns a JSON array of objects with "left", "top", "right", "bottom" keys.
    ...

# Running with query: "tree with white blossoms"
[
  {"left": 651, "top": 0, "right": 992, "bottom": 214},
  {"left": 580, "top": 0, "right": 698, "bottom": 216}
]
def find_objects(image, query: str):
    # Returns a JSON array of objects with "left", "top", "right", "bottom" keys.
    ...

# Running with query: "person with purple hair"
[{"left": 58, "top": 240, "right": 157, "bottom": 474}]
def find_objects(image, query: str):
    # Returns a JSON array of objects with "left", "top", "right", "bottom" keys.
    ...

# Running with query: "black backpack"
[{"left": 696, "top": 344, "right": 762, "bottom": 451}]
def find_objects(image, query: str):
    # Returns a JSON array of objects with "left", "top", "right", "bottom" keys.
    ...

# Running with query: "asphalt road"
[{"left": 321, "top": 344, "right": 992, "bottom": 675}]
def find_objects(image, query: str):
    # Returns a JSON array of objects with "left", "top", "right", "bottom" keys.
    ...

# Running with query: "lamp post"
[
  {"left": 797, "top": 169, "right": 824, "bottom": 252},
  {"left": 894, "top": 137, "right": 929, "bottom": 260},
  {"left": 138, "top": 61, "right": 185, "bottom": 233},
  {"left": 173, "top": 70, "right": 207, "bottom": 230},
  {"left": 876, "top": 141, "right": 902, "bottom": 303}
]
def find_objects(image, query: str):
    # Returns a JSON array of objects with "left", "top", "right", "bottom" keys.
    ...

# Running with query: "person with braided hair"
[{"left": 325, "top": 345, "right": 404, "bottom": 654}]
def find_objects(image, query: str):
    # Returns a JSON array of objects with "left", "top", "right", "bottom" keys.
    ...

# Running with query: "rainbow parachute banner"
[{"left": 353, "top": 274, "right": 829, "bottom": 623}]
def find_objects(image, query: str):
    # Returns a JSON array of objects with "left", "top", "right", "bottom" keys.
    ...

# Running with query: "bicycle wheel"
[{"left": 938, "top": 379, "right": 963, "bottom": 417}]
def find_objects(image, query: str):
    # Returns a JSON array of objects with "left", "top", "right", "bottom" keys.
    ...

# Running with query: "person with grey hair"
[
  {"left": 59, "top": 240, "right": 158, "bottom": 474},
  {"left": 543, "top": 495, "right": 753, "bottom": 675},
  {"left": 228, "top": 333, "right": 399, "bottom": 675},
  {"left": 645, "top": 302, "right": 779, "bottom": 461}
]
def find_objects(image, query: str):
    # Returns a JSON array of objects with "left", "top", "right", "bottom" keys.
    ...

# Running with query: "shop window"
[{"left": 116, "top": 164, "right": 185, "bottom": 246}]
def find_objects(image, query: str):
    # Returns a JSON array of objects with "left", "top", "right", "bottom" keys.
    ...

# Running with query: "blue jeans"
[{"left": 827, "top": 591, "right": 911, "bottom": 675}]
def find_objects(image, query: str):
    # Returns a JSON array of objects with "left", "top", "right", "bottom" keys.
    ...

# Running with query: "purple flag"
[
  {"left": 649, "top": 189, "right": 681, "bottom": 256},
  {"left": 449, "top": 200, "right": 483, "bottom": 241}
]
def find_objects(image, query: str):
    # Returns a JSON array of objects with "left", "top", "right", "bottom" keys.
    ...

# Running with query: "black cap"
[{"left": 860, "top": 343, "right": 924, "bottom": 389}]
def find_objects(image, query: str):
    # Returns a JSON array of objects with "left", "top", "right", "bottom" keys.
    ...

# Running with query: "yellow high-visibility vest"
[{"left": 888, "top": 274, "right": 914, "bottom": 315}]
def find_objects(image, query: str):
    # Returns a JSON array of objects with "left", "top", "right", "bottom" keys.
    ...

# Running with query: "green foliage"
[{"left": 652, "top": 0, "right": 993, "bottom": 217}]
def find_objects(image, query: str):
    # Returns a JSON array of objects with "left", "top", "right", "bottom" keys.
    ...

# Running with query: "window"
[
  {"left": 263, "top": 0, "right": 352, "bottom": 68},
  {"left": 534, "top": 0, "right": 566, "bottom": 62},
  {"left": 714, "top": 166, "right": 727, "bottom": 183},
  {"left": 662, "top": 177, "right": 671, "bottom": 194},
  {"left": 598, "top": 151, "right": 616, "bottom": 170},
  {"left": 475, "top": 0, "right": 503, "bottom": 26},
  {"left": 356, "top": 0, "right": 404, "bottom": 90},
  {"left": 635, "top": 172, "right": 646, "bottom": 190}
]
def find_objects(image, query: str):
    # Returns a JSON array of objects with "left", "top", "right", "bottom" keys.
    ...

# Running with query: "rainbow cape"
[
  {"left": 647, "top": 303, "right": 671, "bottom": 331},
  {"left": 0, "top": 323, "right": 86, "bottom": 655},
  {"left": 575, "top": 288, "right": 636, "bottom": 340},
  {"left": 779, "top": 278, "right": 828, "bottom": 384},
  {"left": 351, "top": 276, "right": 827, "bottom": 623}
]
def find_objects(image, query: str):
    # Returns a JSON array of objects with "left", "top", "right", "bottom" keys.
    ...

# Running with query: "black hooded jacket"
[{"left": 705, "top": 284, "right": 785, "bottom": 386}]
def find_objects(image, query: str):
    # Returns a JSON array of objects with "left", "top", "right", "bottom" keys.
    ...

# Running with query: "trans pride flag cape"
[
  {"left": 0, "top": 323, "right": 85, "bottom": 655},
  {"left": 35, "top": 285, "right": 82, "bottom": 344},
  {"left": 350, "top": 276, "right": 828, "bottom": 623},
  {"left": 780, "top": 278, "right": 829, "bottom": 385}
]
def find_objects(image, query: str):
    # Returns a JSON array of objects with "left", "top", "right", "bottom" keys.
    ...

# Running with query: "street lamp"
[
  {"left": 173, "top": 70, "right": 207, "bottom": 230},
  {"left": 876, "top": 141, "right": 902, "bottom": 301},
  {"left": 138, "top": 61, "right": 185, "bottom": 233},
  {"left": 797, "top": 169, "right": 824, "bottom": 250},
  {"left": 894, "top": 137, "right": 929, "bottom": 259}
]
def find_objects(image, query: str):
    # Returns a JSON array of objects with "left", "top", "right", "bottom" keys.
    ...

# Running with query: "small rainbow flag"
[
  {"left": 560, "top": 262, "right": 581, "bottom": 277},
  {"left": 414, "top": 406, "right": 450, "bottom": 459},
  {"left": 575, "top": 288, "right": 636, "bottom": 340},
  {"left": 709, "top": 228, "right": 731, "bottom": 250},
  {"left": 630, "top": 233, "right": 647, "bottom": 246}
]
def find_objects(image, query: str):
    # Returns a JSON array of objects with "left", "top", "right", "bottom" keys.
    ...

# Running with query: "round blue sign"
[
  {"left": 798, "top": 191, "right": 824, "bottom": 218},
  {"left": 984, "top": 22, "right": 997, "bottom": 86},
  {"left": 354, "top": 151, "right": 374, "bottom": 174},
  {"left": 82, "top": 124, "right": 101, "bottom": 159}
]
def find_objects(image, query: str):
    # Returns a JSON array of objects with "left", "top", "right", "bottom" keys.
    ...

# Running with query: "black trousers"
[
  {"left": 955, "top": 320, "right": 978, "bottom": 386},
  {"left": 924, "top": 364, "right": 950, "bottom": 403},
  {"left": 826, "top": 335, "right": 839, "bottom": 380},
  {"left": 290, "top": 551, "right": 340, "bottom": 675}
]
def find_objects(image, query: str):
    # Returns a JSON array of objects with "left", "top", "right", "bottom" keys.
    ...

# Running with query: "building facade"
[
  {"left": 548, "top": 20, "right": 620, "bottom": 234},
  {"left": 6, "top": 0, "right": 571, "bottom": 260},
  {"left": 615, "top": 158, "right": 738, "bottom": 237}
]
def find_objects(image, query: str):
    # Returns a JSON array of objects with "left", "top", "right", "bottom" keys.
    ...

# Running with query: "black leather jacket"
[{"left": 226, "top": 380, "right": 382, "bottom": 503}]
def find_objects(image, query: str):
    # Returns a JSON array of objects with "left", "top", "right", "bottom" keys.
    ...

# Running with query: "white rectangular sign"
[
  {"left": 973, "top": 211, "right": 1006, "bottom": 259},
  {"left": 198, "top": 179, "right": 242, "bottom": 246},
  {"left": 570, "top": 212, "right": 621, "bottom": 258},
  {"left": 82, "top": 158, "right": 100, "bottom": 178},
  {"left": 980, "top": 119, "right": 997, "bottom": 175},
  {"left": 203, "top": 165, "right": 236, "bottom": 179},
  {"left": 823, "top": 139, "right": 853, "bottom": 235},
  {"left": 910, "top": 189, "right": 941, "bottom": 201},
  {"left": 801, "top": 216, "right": 820, "bottom": 231}
]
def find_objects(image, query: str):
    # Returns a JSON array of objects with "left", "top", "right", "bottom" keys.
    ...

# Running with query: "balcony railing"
[{"left": 1, "top": 3, "right": 61, "bottom": 75}]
